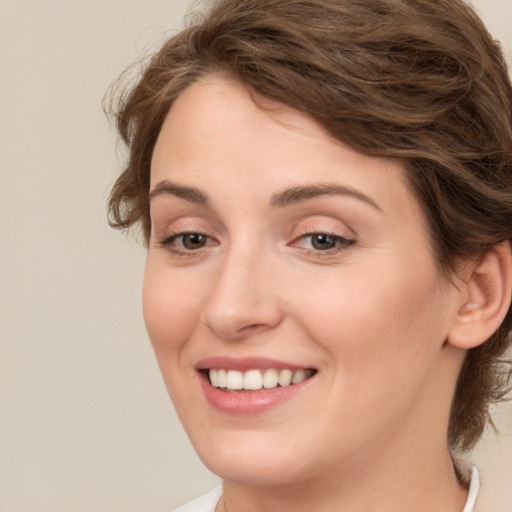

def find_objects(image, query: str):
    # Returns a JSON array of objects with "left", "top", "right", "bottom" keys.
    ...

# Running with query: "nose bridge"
[{"left": 202, "top": 237, "right": 281, "bottom": 340}]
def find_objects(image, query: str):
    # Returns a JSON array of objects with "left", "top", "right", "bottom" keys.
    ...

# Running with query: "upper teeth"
[{"left": 208, "top": 368, "right": 313, "bottom": 391}]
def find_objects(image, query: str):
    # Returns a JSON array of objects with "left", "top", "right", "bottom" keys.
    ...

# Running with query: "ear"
[{"left": 448, "top": 242, "right": 512, "bottom": 349}]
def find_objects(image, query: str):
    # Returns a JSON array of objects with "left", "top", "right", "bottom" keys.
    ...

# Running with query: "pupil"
[
  {"left": 312, "top": 234, "right": 335, "bottom": 250},
  {"left": 184, "top": 233, "right": 205, "bottom": 249}
]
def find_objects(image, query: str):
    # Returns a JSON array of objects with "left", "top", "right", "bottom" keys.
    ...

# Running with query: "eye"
[
  {"left": 309, "top": 233, "right": 341, "bottom": 250},
  {"left": 292, "top": 232, "right": 355, "bottom": 252},
  {"left": 178, "top": 233, "right": 208, "bottom": 250},
  {"left": 158, "top": 232, "right": 215, "bottom": 252}
]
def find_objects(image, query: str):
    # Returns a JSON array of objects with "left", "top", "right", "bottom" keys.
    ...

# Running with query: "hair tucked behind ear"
[{"left": 107, "top": 0, "right": 512, "bottom": 451}]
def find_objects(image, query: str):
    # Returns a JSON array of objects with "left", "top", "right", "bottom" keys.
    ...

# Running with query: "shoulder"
[{"left": 171, "top": 486, "right": 223, "bottom": 512}]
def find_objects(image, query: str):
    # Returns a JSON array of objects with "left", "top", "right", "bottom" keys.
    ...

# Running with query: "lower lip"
[{"left": 199, "top": 374, "right": 313, "bottom": 414}]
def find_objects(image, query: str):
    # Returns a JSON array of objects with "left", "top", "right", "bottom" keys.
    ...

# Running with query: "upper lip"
[{"left": 195, "top": 356, "right": 315, "bottom": 372}]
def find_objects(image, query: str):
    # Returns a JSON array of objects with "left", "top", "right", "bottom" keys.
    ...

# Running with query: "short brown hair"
[{"left": 107, "top": 0, "right": 512, "bottom": 451}]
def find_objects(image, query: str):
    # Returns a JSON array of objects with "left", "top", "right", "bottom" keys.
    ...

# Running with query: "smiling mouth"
[{"left": 206, "top": 368, "right": 316, "bottom": 392}]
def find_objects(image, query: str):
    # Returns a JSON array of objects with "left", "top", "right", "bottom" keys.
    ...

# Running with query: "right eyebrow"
[
  {"left": 149, "top": 180, "right": 209, "bottom": 206},
  {"left": 270, "top": 183, "right": 382, "bottom": 212}
]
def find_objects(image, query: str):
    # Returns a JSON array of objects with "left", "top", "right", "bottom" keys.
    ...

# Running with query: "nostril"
[
  {"left": 202, "top": 285, "right": 283, "bottom": 340},
  {"left": 242, "top": 323, "right": 264, "bottom": 332}
]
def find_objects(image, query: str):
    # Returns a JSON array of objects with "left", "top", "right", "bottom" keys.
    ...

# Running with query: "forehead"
[{"left": 151, "top": 74, "right": 423, "bottom": 227}]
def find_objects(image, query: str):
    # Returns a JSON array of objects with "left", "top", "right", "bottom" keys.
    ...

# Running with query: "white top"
[
  {"left": 172, "top": 463, "right": 480, "bottom": 512},
  {"left": 172, "top": 486, "right": 222, "bottom": 512}
]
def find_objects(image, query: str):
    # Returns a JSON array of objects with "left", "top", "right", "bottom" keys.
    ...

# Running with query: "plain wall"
[{"left": 1, "top": 1, "right": 511, "bottom": 511}]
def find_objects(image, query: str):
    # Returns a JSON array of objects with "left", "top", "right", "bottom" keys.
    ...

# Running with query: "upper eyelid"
[
  {"left": 152, "top": 216, "right": 217, "bottom": 236},
  {"left": 291, "top": 219, "right": 355, "bottom": 239},
  {"left": 151, "top": 212, "right": 223, "bottom": 237}
]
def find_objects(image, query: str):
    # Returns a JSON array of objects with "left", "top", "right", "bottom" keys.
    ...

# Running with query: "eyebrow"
[
  {"left": 149, "top": 181, "right": 209, "bottom": 206},
  {"left": 149, "top": 180, "right": 381, "bottom": 212},
  {"left": 270, "top": 183, "right": 382, "bottom": 211}
]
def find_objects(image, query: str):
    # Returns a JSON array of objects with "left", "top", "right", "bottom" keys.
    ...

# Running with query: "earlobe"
[{"left": 448, "top": 242, "right": 512, "bottom": 350}]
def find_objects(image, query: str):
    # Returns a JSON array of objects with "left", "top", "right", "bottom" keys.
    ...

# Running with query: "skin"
[{"left": 144, "top": 74, "right": 471, "bottom": 512}]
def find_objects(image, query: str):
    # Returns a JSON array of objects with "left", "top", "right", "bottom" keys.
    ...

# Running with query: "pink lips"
[
  {"left": 196, "top": 356, "right": 315, "bottom": 414},
  {"left": 196, "top": 356, "right": 309, "bottom": 372}
]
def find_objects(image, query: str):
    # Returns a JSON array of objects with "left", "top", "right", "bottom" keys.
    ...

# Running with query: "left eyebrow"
[
  {"left": 270, "top": 183, "right": 382, "bottom": 211},
  {"left": 149, "top": 180, "right": 209, "bottom": 206}
]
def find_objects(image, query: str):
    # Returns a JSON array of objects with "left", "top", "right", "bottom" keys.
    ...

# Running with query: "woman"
[{"left": 107, "top": 0, "right": 512, "bottom": 510}]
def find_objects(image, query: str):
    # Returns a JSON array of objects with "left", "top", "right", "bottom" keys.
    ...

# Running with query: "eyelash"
[
  {"left": 157, "top": 232, "right": 217, "bottom": 255},
  {"left": 290, "top": 231, "right": 356, "bottom": 256},
  {"left": 157, "top": 230, "right": 355, "bottom": 257}
]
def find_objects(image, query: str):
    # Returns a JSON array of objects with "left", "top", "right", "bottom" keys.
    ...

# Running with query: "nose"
[{"left": 201, "top": 247, "right": 283, "bottom": 341}]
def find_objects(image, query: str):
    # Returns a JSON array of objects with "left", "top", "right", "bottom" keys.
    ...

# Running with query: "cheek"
[
  {"left": 142, "top": 258, "right": 208, "bottom": 417},
  {"left": 291, "top": 263, "right": 453, "bottom": 446},
  {"left": 293, "top": 262, "right": 449, "bottom": 377},
  {"left": 142, "top": 257, "right": 200, "bottom": 359}
]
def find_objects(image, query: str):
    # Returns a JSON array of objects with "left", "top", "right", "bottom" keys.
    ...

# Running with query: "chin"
[
  {"left": 204, "top": 455, "right": 308, "bottom": 487},
  {"left": 190, "top": 430, "right": 315, "bottom": 486}
]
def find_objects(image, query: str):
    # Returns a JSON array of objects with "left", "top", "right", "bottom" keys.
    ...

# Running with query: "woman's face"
[{"left": 144, "top": 74, "right": 464, "bottom": 486}]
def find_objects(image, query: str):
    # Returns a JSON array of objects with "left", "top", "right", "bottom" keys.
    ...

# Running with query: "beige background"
[{"left": 1, "top": 1, "right": 511, "bottom": 511}]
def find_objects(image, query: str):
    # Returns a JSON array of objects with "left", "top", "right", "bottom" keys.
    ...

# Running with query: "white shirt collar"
[{"left": 457, "top": 461, "right": 480, "bottom": 512}]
